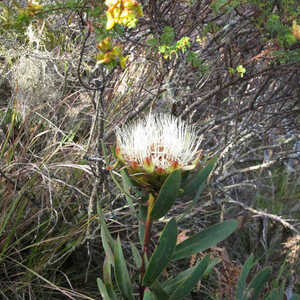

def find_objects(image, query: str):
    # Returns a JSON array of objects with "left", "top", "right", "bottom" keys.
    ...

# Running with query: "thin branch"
[{"left": 226, "top": 198, "right": 299, "bottom": 234}]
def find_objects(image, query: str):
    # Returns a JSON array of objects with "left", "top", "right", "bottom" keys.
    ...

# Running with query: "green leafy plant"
[
  {"left": 147, "top": 26, "right": 191, "bottom": 59},
  {"left": 236, "top": 254, "right": 300, "bottom": 300}
]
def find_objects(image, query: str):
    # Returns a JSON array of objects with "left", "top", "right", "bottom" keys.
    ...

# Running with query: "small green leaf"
[
  {"left": 169, "top": 255, "right": 210, "bottom": 300},
  {"left": 172, "top": 220, "right": 238, "bottom": 261},
  {"left": 147, "top": 38, "right": 159, "bottom": 47},
  {"left": 248, "top": 267, "right": 272, "bottom": 300},
  {"left": 236, "top": 65, "right": 246, "bottom": 78},
  {"left": 143, "top": 288, "right": 156, "bottom": 300},
  {"left": 150, "top": 170, "right": 181, "bottom": 220},
  {"left": 114, "top": 236, "right": 134, "bottom": 300},
  {"left": 161, "top": 26, "right": 175, "bottom": 45},
  {"left": 97, "top": 278, "right": 111, "bottom": 300},
  {"left": 183, "top": 155, "right": 218, "bottom": 196},
  {"left": 229, "top": 67, "right": 235, "bottom": 75},
  {"left": 143, "top": 218, "right": 177, "bottom": 286},
  {"left": 236, "top": 254, "right": 256, "bottom": 300}
]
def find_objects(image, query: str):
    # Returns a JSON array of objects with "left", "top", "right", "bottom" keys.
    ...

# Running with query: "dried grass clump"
[{"left": 284, "top": 235, "right": 300, "bottom": 268}]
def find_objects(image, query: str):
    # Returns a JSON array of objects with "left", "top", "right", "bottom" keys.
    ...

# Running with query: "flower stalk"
[{"left": 139, "top": 193, "right": 155, "bottom": 299}]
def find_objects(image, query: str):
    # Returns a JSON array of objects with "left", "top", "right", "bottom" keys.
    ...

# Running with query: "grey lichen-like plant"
[
  {"left": 11, "top": 54, "right": 59, "bottom": 119},
  {"left": 10, "top": 24, "right": 61, "bottom": 119}
]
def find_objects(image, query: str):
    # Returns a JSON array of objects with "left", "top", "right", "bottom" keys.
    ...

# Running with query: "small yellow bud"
[
  {"left": 120, "top": 55, "right": 128, "bottom": 69},
  {"left": 292, "top": 20, "right": 300, "bottom": 41},
  {"left": 112, "top": 45, "right": 122, "bottom": 57},
  {"left": 97, "top": 37, "right": 112, "bottom": 52}
]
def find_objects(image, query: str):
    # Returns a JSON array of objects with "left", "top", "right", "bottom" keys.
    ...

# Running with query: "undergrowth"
[{"left": 0, "top": 0, "right": 299, "bottom": 299}]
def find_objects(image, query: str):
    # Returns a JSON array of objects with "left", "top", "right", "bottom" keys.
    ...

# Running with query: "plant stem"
[{"left": 139, "top": 193, "right": 155, "bottom": 300}]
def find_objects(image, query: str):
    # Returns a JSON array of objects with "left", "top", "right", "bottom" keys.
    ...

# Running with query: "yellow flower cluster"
[
  {"left": 26, "top": 1, "right": 42, "bottom": 16},
  {"left": 105, "top": 0, "right": 143, "bottom": 30},
  {"left": 96, "top": 37, "right": 128, "bottom": 69}
]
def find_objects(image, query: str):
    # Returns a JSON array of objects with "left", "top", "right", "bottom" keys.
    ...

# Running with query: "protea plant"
[{"left": 96, "top": 113, "right": 237, "bottom": 300}]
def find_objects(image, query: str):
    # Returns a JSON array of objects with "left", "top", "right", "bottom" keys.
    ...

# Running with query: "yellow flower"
[
  {"left": 105, "top": 0, "right": 143, "bottom": 30},
  {"left": 292, "top": 20, "right": 300, "bottom": 41},
  {"left": 106, "top": 11, "right": 115, "bottom": 30},
  {"left": 97, "top": 37, "right": 112, "bottom": 52}
]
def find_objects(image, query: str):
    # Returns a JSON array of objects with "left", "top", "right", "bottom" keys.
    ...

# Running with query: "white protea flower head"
[{"left": 115, "top": 114, "right": 202, "bottom": 188}]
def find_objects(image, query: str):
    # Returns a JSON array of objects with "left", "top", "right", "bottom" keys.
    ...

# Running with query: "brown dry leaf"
[
  {"left": 176, "top": 229, "right": 190, "bottom": 244},
  {"left": 190, "top": 254, "right": 197, "bottom": 267},
  {"left": 211, "top": 246, "right": 230, "bottom": 263}
]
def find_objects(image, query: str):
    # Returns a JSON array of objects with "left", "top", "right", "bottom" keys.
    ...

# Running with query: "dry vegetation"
[{"left": 0, "top": 0, "right": 299, "bottom": 299}]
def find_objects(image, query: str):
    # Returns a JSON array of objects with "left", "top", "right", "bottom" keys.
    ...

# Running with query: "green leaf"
[
  {"left": 236, "top": 254, "right": 256, "bottom": 300},
  {"left": 236, "top": 65, "right": 246, "bottom": 78},
  {"left": 100, "top": 217, "right": 115, "bottom": 282},
  {"left": 150, "top": 170, "right": 181, "bottom": 220},
  {"left": 143, "top": 218, "right": 178, "bottom": 286},
  {"left": 163, "top": 265, "right": 198, "bottom": 294},
  {"left": 183, "top": 155, "right": 218, "bottom": 196},
  {"left": 121, "top": 169, "right": 137, "bottom": 217},
  {"left": 169, "top": 255, "right": 210, "bottom": 300},
  {"left": 177, "top": 180, "right": 206, "bottom": 222},
  {"left": 106, "top": 285, "right": 119, "bottom": 300},
  {"left": 143, "top": 288, "right": 156, "bottom": 300},
  {"left": 147, "top": 38, "right": 159, "bottom": 47},
  {"left": 101, "top": 222, "right": 114, "bottom": 258},
  {"left": 203, "top": 257, "right": 221, "bottom": 277},
  {"left": 139, "top": 220, "right": 146, "bottom": 245},
  {"left": 98, "top": 202, "right": 115, "bottom": 249},
  {"left": 248, "top": 267, "right": 272, "bottom": 300},
  {"left": 163, "top": 257, "right": 219, "bottom": 294},
  {"left": 161, "top": 26, "right": 175, "bottom": 45},
  {"left": 97, "top": 278, "right": 111, "bottom": 300},
  {"left": 130, "top": 242, "right": 142, "bottom": 269},
  {"left": 150, "top": 281, "right": 169, "bottom": 300},
  {"left": 265, "top": 289, "right": 281, "bottom": 300},
  {"left": 290, "top": 294, "right": 300, "bottom": 300},
  {"left": 113, "top": 236, "right": 134, "bottom": 300},
  {"left": 139, "top": 204, "right": 147, "bottom": 245},
  {"left": 103, "top": 254, "right": 113, "bottom": 285},
  {"left": 172, "top": 220, "right": 238, "bottom": 261}
]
